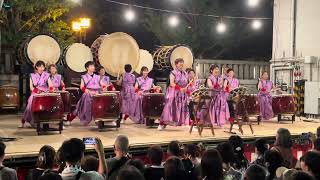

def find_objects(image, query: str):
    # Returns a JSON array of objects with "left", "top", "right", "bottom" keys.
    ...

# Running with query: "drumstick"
[{"left": 117, "top": 71, "right": 120, "bottom": 81}]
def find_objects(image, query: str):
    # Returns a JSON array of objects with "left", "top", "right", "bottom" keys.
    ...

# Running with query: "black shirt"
[{"left": 144, "top": 166, "right": 165, "bottom": 180}]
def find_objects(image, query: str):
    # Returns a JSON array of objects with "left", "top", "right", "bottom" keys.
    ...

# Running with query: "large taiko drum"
[
  {"left": 134, "top": 49, "right": 154, "bottom": 73},
  {"left": 63, "top": 43, "right": 93, "bottom": 73},
  {"left": 142, "top": 93, "right": 165, "bottom": 118},
  {"left": 91, "top": 34, "right": 108, "bottom": 64},
  {"left": 272, "top": 94, "right": 296, "bottom": 115},
  {"left": 0, "top": 85, "right": 19, "bottom": 109},
  {"left": 17, "top": 34, "right": 61, "bottom": 65},
  {"left": 98, "top": 32, "right": 140, "bottom": 77},
  {"left": 55, "top": 91, "right": 71, "bottom": 113},
  {"left": 92, "top": 92, "right": 120, "bottom": 120},
  {"left": 32, "top": 93, "right": 64, "bottom": 120},
  {"left": 153, "top": 45, "right": 194, "bottom": 70},
  {"left": 65, "top": 87, "right": 82, "bottom": 111},
  {"left": 236, "top": 94, "right": 260, "bottom": 117}
]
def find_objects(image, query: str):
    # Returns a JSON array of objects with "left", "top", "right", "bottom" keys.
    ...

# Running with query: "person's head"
[
  {"left": 117, "top": 165, "right": 145, "bottom": 180},
  {"left": 39, "top": 171, "right": 62, "bottom": 180},
  {"left": 184, "top": 144, "right": 199, "bottom": 159},
  {"left": 164, "top": 156, "right": 186, "bottom": 180},
  {"left": 85, "top": 61, "right": 95, "bottom": 73},
  {"left": 187, "top": 68, "right": 196, "bottom": 80},
  {"left": 48, "top": 64, "right": 57, "bottom": 75},
  {"left": 255, "top": 138, "right": 269, "bottom": 155},
  {"left": 261, "top": 71, "right": 269, "bottom": 80},
  {"left": 216, "top": 142, "right": 235, "bottom": 165},
  {"left": 97, "top": 66, "right": 105, "bottom": 76},
  {"left": 264, "top": 150, "right": 283, "bottom": 179},
  {"left": 244, "top": 164, "right": 267, "bottom": 180},
  {"left": 167, "top": 140, "right": 180, "bottom": 157},
  {"left": 0, "top": 141, "right": 6, "bottom": 162},
  {"left": 58, "top": 138, "right": 85, "bottom": 165},
  {"left": 313, "top": 138, "right": 320, "bottom": 151},
  {"left": 290, "top": 171, "right": 316, "bottom": 180},
  {"left": 300, "top": 151, "right": 320, "bottom": 179},
  {"left": 140, "top": 66, "right": 149, "bottom": 78},
  {"left": 228, "top": 135, "right": 244, "bottom": 154},
  {"left": 36, "top": 145, "right": 57, "bottom": 169},
  {"left": 125, "top": 159, "right": 145, "bottom": 174},
  {"left": 275, "top": 128, "right": 293, "bottom": 148},
  {"left": 80, "top": 155, "right": 99, "bottom": 172},
  {"left": 227, "top": 68, "right": 235, "bottom": 78},
  {"left": 201, "top": 149, "right": 223, "bottom": 180},
  {"left": 114, "top": 135, "right": 129, "bottom": 157},
  {"left": 35, "top": 60, "right": 46, "bottom": 73},
  {"left": 210, "top": 64, "right": 220, "bottom": 76},
  {"left": 174, "top": 58, "right": 184, "bottom": 71},
  {"left": 147, "top": 145, "right": 163, "bottom": 166},
  {"left": 124, "top": 64, "right": 132, "bottom": 73}
]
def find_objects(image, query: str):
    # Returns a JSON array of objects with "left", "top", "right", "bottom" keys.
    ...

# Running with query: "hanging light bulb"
[
  {"left": 252, "top": 19, "right": 262, "bottom": 30},
  {"left": 216, "top": 22, "right": 227, "bottom": 34},
  {"left": 124, "top": 9, "right": 135, "bottom": 22},
  {"left": 168, "top": 15, "right": 179, "bottom": 27},
  {"left": 248, "top": 0, "right": 260, "bottom": 7}
]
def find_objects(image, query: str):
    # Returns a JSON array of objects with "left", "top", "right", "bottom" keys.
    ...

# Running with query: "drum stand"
[
  {"left": 94, "top": 117, "right": 121, "bottom": 132},
  {"left": 277, "top": 113, "right": 295, "bottom": 124},
  {"left": 229, "top": 98, "right": 254, "bottom": 135},
  {"left": 33, "top": 114, "right": 63, "bottom": 135}
]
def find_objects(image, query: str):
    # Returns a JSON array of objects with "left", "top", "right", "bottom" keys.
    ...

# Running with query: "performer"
[
  {"left": 48, "top": 64, "right": 65, "bottom": 91},
  {"left": 186, "top": 68, "right": 201, "bottom": 125},
  {"left": 118, "top": 64, "right": 136, "bottom": 121},
  {"left": 224, "top": 68, "right": 239, "bottom": 122},
  {"left": 97, "top": 66, "right": 115, "bottom": 91},
  {"left": 68, "top": 61, "right": 105, "bottom": 125},
  {"left": 206, "top": 64, "right": 230, "bottom": 127},
  {"left": 20, "top": 60, "right": 53, "bottom": 128},
  {"left": 258, "top": 71, "right": 274, "bottom": 120},
  {"left": 158, "top": 58, "right": 189, "bottom": 130},
  {"left": 131, "top": 66, "right": 160, "bottom": 124}
]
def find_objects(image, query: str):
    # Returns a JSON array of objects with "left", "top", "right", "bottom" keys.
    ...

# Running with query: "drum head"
[
  {"left": 98, "top": 32, "right": 140, "bottom": 77},
  {"left": 65, "top": 43, "right": 93, "bottom": 73},
  {"left": 27, "top": 35, "right": 61, "bottom": 65},
  {"left": 135, "top": 49, "right": 154, "bottom": 73},
  {"left": 170, "top": 45, "right": 193, "bottom": 70}
]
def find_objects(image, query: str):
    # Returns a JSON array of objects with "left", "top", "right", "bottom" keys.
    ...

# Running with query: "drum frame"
[{"left": 142, "top": 93, "right": 165, "bottom": 127}]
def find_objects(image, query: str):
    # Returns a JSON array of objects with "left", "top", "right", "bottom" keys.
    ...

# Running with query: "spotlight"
[
  {"left": 124, "top": 9, "right": 135, "bottom": 22},
  {"left": 168, "top": 15, "right": 179, "bottom": 27},
  {"left": 252, "top": 19, "right": 262, "bottom": 30},
  {"left": 216, "top": 22, "right": 226, "bottom": 34},
  {"left": 248, "top": 0, "right": 259, "bottom": 7}
]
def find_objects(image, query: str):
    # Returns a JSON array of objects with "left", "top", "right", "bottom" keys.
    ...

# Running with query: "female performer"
[
  {"left": 68, "top": 61, "right": 105, "bottom": 125},
  {"left": 118, "top": 64, "right": 136, "bottom": 121},
  {"left": 48, "top": 64, "right": 65, "bottom": 91},
  {"left": 224, "top": 68, "right": 239, "bottom": 122},
  {"left": 131, "top": 66, "right": 160, "bottom": 124},
  {"left": 258, "top": 71, "right": 274, "bottom": 120},
  {"left": 97, "top": 66, "right": 115, "bottom": 91},
  {"left": 158, "top": 58, "right": 189, "bottom": 130},
  {"left": 186, "top": 68, "right": 201, "bottom": 125},
  {"left": 207, "top": 65, "right": 229, "bottom": 127},
  {"left": 20, "top": 60, "right": 53, "bottom": 128}
]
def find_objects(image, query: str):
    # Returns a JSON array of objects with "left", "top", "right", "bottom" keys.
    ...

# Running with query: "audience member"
[
  {"left": 164, "top": 156, "right": 187, "bottom": 180},
  {"left": 81, "top": 155, "right": 99, "bottom": 172},
  {"left": 291, "top": 171, "right": 316, "bottom": 180},
  {"left": 243, "top": 164, "right": 267, "bottom": 180},
  {"left": 183, "top": 144, "right": 201, "bottom": 180},
  {"left": 167, "top": 140, "right": 181, "bottom": 157},
  {"left": 300, "top": 151, "right": 320, "bottom": 180},
  {"left": 271, "top": 128, "right": 297, "bottom": 168},
  {"left": 117, "top": 165, "right": 145, "bottom": 180},
  {"left": 0, "top": 141, "right": 18, "bottom": 180},
  {"left": 39, "top": 171, "right": 63, "bottom": 180},
  {"left": 313, "top": 138, "right": 320, "bottom": 152},
  {"left": 200, "top": 149, "right": 224, "bottom": 180},
  {"left": 264, "top": 150, "right": 283, "bottom": 180},
  {"left": 125, "top": 159, "right": 145, "bottom": 174},
  {"left": 144, "top": 145, "right": 164, "bottom": 180},
  {"left": 26, "top": 145, "right": 57, "bottom": 180},
  {"left": 252, "top": 138, "right": 268, "bottom": 166},
  {"left": 107, "top": 135, "right": 130, "bottom": 180},
  {"left": 228, "top": 135, "right": 249, "bottom": 171}
]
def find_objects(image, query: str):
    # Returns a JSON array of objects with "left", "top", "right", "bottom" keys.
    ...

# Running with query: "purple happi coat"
[
  {"left": 50, "top": 74, "right": 62, "bottom": 91},
  {"left": 131, "top": 76, "right": 154, "bottom": 123},
  {"left": 258, "top": 80, "right": 274, "bottom": 120},
  {"left": 75, "top": 73, "right": 101, "bottom": 125},
  {"left": 121, "top": 72, "right": 136, "bottom": 116},
  {"left": 22, "top": 72, "right": 50, "bottom": 125},
  {"left": 160, "top": 70, "right": 189, "bottom": 126},
  {"left": 101, "top": 75, "right": 111, "bottom": 85},
  {"left": 225, "top": 77, "right": 239, "bottom": 96},
  {"left": 187, "top": 79, "right": 201, "bottom": 102}
]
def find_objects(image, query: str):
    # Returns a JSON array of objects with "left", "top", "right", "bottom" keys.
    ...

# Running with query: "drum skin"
[
  {"left": 142, "top": 93, "right": 165, "bottom": 118},
  {"left": 92, "top": 93, "right": 120, "bottom": 119},
  {"left": 236, "top": 95, "right": 260, "bottom": 116},
  {"left": 55, "top": 91, "right": 71, "bottom": 113},
  {"left": 32, "top": 94, "right": 64, "bottom": 120},
  {"left": 0, "top": 86, "right": 19, "bottom": 109},
  {"left": 64, "top": 43, "right": 93, "bottom": 73},
  {"left": 272, "top": 95, "right": 296, "bottom": 114}
]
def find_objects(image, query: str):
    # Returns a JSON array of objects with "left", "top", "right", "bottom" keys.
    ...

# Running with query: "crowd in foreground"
[{"left": 1, "top": 127, "right": 320, "bottom": 180}]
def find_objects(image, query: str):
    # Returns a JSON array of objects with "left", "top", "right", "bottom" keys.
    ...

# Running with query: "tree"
[{"left": 0, "top": 0, "right": 76, "bottom": 48}]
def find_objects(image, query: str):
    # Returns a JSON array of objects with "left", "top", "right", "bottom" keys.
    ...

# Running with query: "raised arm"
[{"left": 94, "top": 138, "right": 108, "bottom": 177}]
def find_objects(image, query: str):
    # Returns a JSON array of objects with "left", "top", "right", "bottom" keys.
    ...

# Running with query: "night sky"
[{"left": 68, "top": 0, "right": 274, "bottom": 61}]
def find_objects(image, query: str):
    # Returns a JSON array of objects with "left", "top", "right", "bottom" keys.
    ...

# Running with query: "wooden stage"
[{"left": 0, "top": 114, "right": 318, "bottom": 160}]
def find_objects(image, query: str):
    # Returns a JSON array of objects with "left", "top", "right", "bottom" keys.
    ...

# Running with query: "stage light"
[
  {"left": 72, "top": 21, "right": 81, "bottom": 31},
  {"left": 252, "top": 19, "right": 262, "bottom": 30},
  {"left": 124, "top": 9, "right": 135, "bottom": 22},
  {"left": 248, "top": 0, "right": 259, "bottom": 7},
  {"left": 80, "top": 18, "right": 91, "bottom": 29},
  {"left": 216, "top": 22, "right": 226, "bottom": 34},
  {"left": 168, "top": 15, "right": 179, "bottom": 27}
]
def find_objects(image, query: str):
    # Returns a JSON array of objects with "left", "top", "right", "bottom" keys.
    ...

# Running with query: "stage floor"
[{"left": 0, "top": 114, "right": 318, "bottom": 159}]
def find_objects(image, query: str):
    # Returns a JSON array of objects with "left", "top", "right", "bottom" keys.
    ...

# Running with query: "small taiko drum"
[
  {"left": 272, "top": 94, "right": 296, "bottom": 115},
  {"left": 55, "top": 91, "right": 71, "bottom": 113},
  {"left": 236, "top": 94, "right": 260, "bottom": 117},
  {"left": 142, "top": 93, "right": 165, "bottom": 118},
  {"left": 92, "top": 92, "right": 120, "bottom": 120},
  {"left": 65, "top": 87, "right": 82, "bottom": 111},
  {"left": 32, "top": 93, "right": 64, "bottom": 120},
  {"left": 0, "top": 85, "right": 19, "bottom": 110}
]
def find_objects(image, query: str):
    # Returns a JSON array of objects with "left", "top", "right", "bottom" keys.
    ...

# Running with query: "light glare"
[
  {"left": 216, "top": 22, "right": 226, "bottom": 33},
  {"left": 168, "top": 15, "right": 179, "bottom": 27},
  {"left": 124, "top": 9, "right": 135, "bottom": 22},
  {"left": 252, "top": 19, "right": 262, "bottom": 30}
]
